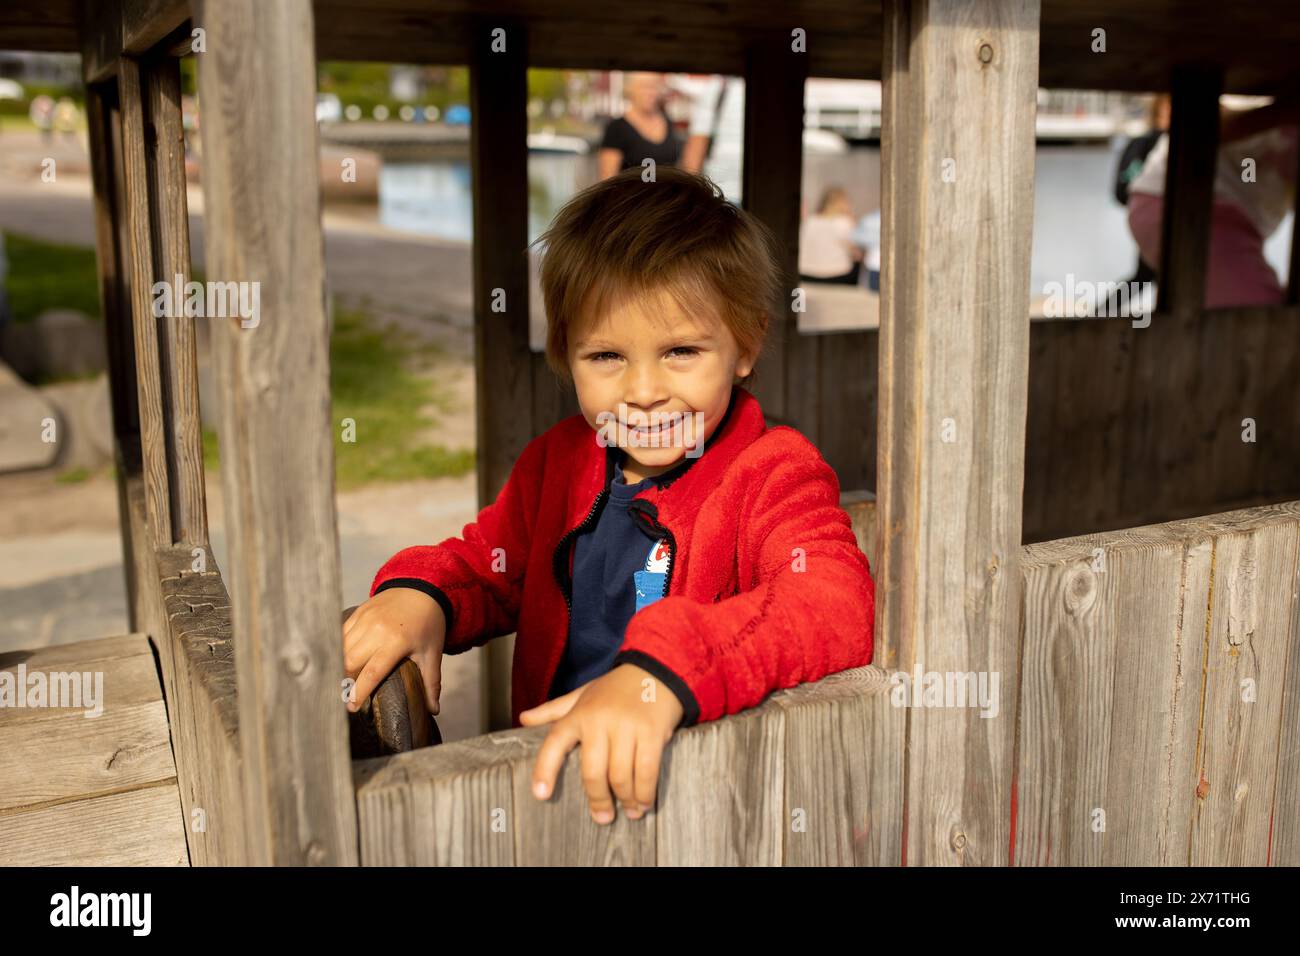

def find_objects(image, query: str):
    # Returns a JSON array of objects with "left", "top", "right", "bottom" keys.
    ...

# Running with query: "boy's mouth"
[{"left": 621, "top": 412, "right": 686, "bottom": 436}]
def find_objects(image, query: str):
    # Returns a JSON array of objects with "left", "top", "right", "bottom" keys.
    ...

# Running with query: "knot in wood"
[
  {"left": 951, "top": 828, "right": 968, "bottom": 851},
  {"left": 284, "top": 650, "right": 310, "bottom": 676},
  {"left": 1064, "top": 566, "right": 1096, "bottom": 616},
  {"left": 978, "top": 42, "right": 994, "bottom": 64}
]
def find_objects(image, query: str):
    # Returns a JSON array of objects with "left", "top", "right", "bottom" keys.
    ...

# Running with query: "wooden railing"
[{"left": 349, "top": 498, "right": 1300, "bottom": 866}]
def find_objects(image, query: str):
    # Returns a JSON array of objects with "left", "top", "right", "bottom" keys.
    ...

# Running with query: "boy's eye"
[
  {"left": 667, "top": 346, "right": 698, "bottom": 358},
  {"left": 589, "top": 352, "right": 620, "bottom": 362}
]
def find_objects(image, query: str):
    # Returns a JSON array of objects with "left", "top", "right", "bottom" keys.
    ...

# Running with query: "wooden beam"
[
  {"left": 742, "top": 33, "right": 807, "bottom": 427},
  {"left": 118, "top": 56, "right": 174, "bottom": 549},
  {"left": 84, "top": 82, "right": 146, "bottom": 629},
  {"left": 194, "top": 0, "right": 359, "bottom": 866},
  {"left": 78, "top": 0, "right": 190, "bottom": 82},
  {"left": 123, "top": 0, "right": 190, "bottom": 54},
  {"left": 879, "top": 0, "right": 1038, "bottom": 865},
  {"left": 145, "top": 55, "right": 208, "bottom": 546},
  {"left": 469, "top": 21, "right": 532, "bottom": 733},
  {"left": 1157, "top": 64, "right": 1222, "bottom": 316}
]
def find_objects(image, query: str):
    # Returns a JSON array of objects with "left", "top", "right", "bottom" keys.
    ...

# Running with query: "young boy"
[{"left": 343, "top": 166, "right": 875, "bottom": 826}]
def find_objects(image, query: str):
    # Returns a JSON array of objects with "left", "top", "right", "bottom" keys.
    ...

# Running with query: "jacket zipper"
[
  {"left": 629, "top": 501, "right": 677, "bottom": 601},
  {"left": 552, "top": 489, "right": 609, "bottom": 611}
]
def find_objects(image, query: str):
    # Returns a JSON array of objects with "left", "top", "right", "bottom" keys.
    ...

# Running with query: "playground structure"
[{"left": 1, "top": 0, "right": 1299, "bottom": 865}]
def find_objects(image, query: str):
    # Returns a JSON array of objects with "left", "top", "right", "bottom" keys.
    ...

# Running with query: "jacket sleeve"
[
  {"left": 369, "top": 431, "right": 547, "bottom": 654},
  {"left": 613, "top": 439, "right": 875, "bottom": 726}
]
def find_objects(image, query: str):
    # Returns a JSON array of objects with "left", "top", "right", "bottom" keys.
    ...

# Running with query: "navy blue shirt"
[{"left": 550, "top": 456, "right": 672, "bottom": 695}]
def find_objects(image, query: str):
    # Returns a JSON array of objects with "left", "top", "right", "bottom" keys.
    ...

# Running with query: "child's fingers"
[
  {"left": 578, "top": 728, "right": 615, "bottom": 824},
  {"left": 531, "top": 719, "right": 581, "bottom": 801},
  {"left": 341, "top": 628, "right": 381, "bottom": 679},
  {"left": 342, "top": 604, "right": 362, "bottom": 640},
  {"left": 410, "top": 646, "right": 443, "bottom": 716},
  {"left": 519, "top": 686, "right": 582, "bottom": 726},
  {"left": 350, "top": 645, "right": 406, "bottom": 712},
  {"left": 633, "top": 729, "right": 665, "bottom": 811},
  {"left": 608, "top": 730, "right": 640, "bottom": 818}
]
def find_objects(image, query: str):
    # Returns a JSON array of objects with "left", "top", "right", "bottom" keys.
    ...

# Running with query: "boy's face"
[{"left": 568, "top": 287, "right": 754, "bottom": 482}]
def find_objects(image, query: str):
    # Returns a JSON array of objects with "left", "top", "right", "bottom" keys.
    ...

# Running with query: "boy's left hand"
[{"left": 520, "top": 664, "right": 684, "bottom": 825}]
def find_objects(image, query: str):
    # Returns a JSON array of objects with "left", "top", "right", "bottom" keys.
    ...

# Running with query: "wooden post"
[
  {"left": 144, "top": 54, "right": 208, "bottom": 546},
  {"left": 84, "top": 79, "right": 145, "bottom": 625},
  {"left": 195, "top": 0, "right": 359, "bottom": 865},
  {"left": 470, "top": 21, "right": 531, "bottom": 732},
  {"left": 879, "top": 0, "right": 1038, "bottom": 865},
  {"left": 742, "top": 33, "right": 807, "bottom": 428},
  {"left": 117, "top": 56, "right": 173, "bottom": 548},
  {"left": 1158, "top": 65, "right": 1222, "bottom": 316}
]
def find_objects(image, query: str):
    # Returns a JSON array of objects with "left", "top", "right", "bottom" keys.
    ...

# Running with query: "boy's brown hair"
[{"left": 535, "top": 166, "right": 782, "bottom": 387}]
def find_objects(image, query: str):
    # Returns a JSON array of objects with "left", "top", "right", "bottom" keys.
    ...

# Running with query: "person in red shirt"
[{"left": 343, "top": 166, "right": 875, "bottom": 826}]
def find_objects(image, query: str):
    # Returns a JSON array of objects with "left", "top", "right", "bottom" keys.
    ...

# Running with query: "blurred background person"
[
  {"left": 1126, "top": 93, "right": 1299, "bottom": 307},
  {"left": 799, "top": 186, "right": 863, "bottom": 285},
  {"left": 597, "top": 72, "right": 687, "bottom": 178}
]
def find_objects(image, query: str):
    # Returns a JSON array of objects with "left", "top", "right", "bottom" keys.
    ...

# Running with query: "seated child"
[{"left": 343, "top": 166, "right": 875, "bottom": 826}]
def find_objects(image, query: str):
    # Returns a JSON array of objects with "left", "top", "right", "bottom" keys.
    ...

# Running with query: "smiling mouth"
[{"left": 621, "top": 413, "right": 686, "bottom": 433}]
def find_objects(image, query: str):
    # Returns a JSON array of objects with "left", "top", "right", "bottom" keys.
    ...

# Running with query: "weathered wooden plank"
[
  {"left": 653, "top": 704, "right": 785, "bottom": 865},
  {"left": 195, "top": 0, "right": 358, "bottom": 866},
  {"left": 145, "top": 55, "right": 208, "bottom": 546},
  {"left": 742, "top": 33, "right": 806, "bottom": 428},
  {"left": 511, "top": 730, "right": 656, "bottom": 866},
  {"left": 123, "top": 0, "right": 191, "bottom": 54},
  {"left": 768, "top": 666, "right": 902, "bottom": 865},
  {"left": 79, "top": 0, "right": 124, "bottom": 85},
  {"left": 84, "top": 82, "right": 147, "bottom": 629},
  {"left": 118, "top": 55, "right": 173, "bottom": 549},
  {"left": 355, "top": 733, "right": 520, "bottom": 865},
  {"left": 879, "top": 0, "right": 1038, "bottom": 865},
  {"left": 1102, "top": 535, "right": 1210, "bottom": 865},
  {"left": 1270, "top": 516, "right": 1300, "bottom": 864},
  {"left": 1190, "top": 517, "right": 1299, "bottom": 864},
  {"left": 154, "top": 545, "right": 245, "bottom": 865},
  {"left": 0, "top": 783, "right": 188, "bottom": 867},
  {"left": 469, "top": 21, "right": 534, "bottom": 733},
  {"left": 0, "top": 699, "right": 174, "bottom": 812}
]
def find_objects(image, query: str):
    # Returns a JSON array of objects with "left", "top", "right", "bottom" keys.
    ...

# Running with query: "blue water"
[{"left": 379, "top": 143, "right": 1293, "bottom": 289}]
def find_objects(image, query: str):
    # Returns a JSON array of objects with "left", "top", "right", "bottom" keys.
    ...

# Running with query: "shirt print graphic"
[{"left": 633, "top": 538, "right": 670, "bottom": 613}]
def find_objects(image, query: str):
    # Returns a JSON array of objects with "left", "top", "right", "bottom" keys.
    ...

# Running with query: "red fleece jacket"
[{"left": 369, "top": 385, "right": 875, "bottom": 728}]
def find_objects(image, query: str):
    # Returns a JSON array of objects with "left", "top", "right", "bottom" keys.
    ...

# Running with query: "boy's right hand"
[{"left": 343, "top": 588, "right": 446, "bottom": 716}]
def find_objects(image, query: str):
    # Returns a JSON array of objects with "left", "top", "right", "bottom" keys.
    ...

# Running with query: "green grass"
[
  {"left": 56, "top": 467, "right": 91, "bottom": 484},
  {"left": 3, "top": 233, "right": 103, "bottom": 323},
  {"left": 329, "top": 305, "right": 474, "bottom": 487},
  {"left": 203, "top": 305, "right": 474, "bottom": 488}
]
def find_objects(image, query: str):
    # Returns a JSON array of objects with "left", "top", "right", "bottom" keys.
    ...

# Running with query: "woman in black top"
[{"left": 598, "top": 72, "right": 694, "bottom": 179}]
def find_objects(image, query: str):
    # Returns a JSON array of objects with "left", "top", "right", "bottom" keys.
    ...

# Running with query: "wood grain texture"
[
  {"left": 1190, "top": 517, "right": 1298, "bottom": 864},
  {"left": 879, "top": 0, "right": 1038, "bottom": 865},
  {"left": 355, "top": 666, "right": 896, "bottom": 865},
  {"left": 0, "top": 784, "right": 188, "bottom": 867},
  {"left": 145, "top": 55, "right": 208, "bottom": 546},
  {"left": 1016, "top": 501, "right": 1300, "bottom": 866},
  {"left": 118, "top": 55, "right": 173, "bottom": 549},
  {"left": 195, "top": 0, "right": 358, "bottom": 865}
]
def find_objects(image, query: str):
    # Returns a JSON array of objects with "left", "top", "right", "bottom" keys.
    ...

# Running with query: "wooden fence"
[{"left": 352, "top": 498, "right": 1300, "bottom": 866}]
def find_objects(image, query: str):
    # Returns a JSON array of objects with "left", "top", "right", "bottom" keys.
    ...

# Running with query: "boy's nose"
[{"left": 623, "top": 366, "right": 669, "bottom": 412}]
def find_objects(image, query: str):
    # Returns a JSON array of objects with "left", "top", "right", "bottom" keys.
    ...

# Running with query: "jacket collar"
[{"left": 566, "top": 385, "right": 767, "bottom": 531}]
